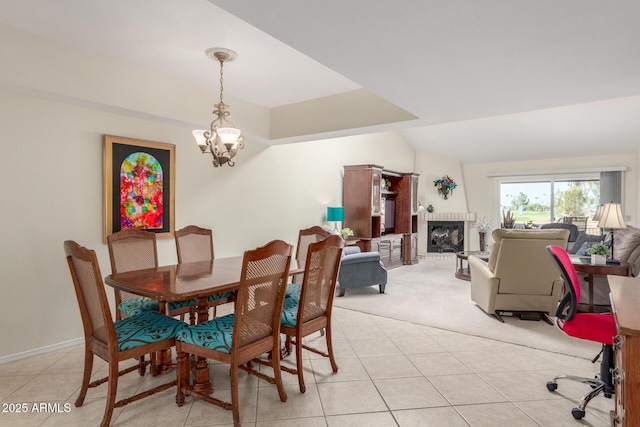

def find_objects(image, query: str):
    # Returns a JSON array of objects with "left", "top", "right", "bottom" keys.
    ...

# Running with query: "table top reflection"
[{"left": 104, "top": 256, "right": 300, "bottom": 302}]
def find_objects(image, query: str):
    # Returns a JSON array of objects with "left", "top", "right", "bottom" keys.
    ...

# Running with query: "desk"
[
  {"left": 570, "top": 256, "right": 630, "bottom": 313},
  {"left": 455, "top": 251, "right": 489, "bottom": 281},
  {"left": 104, "top": 257, "right": 301, "bottom": 396}
]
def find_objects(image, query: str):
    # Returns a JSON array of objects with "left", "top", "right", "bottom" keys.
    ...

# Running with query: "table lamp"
[
  {"left": 592, "top": 204, "right": 604, "bottom": 223},
  {"left": 597, "top": 202, "right": 626, "bottom": 261},
  {"left": 327, "top": 206, "right": 344, "bottom": 233}
]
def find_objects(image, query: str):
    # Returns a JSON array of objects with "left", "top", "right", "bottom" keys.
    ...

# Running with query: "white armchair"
[{"left": 469, "top": 228, "right": 570, "bottom": 322}]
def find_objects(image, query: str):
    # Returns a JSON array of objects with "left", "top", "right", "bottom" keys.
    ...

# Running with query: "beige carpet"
[{"left": 334, "top": 256, "right": 601, "bottom": 359}]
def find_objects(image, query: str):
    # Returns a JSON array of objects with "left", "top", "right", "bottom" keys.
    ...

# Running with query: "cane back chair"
[
  {"left": 107, "top": 229, "right": 196, "bottom": 323},
  {"left": 64, "top": 240, "right": 185, "bottom": 427},
  {"left": 175, "top": 225, "right": 235, "bottom": 317},
  {"left": 279, "top": 234, "right": 344, "bottom": 392},
  {"left": 176, "top": 239, "right": 293, "bottom": 426}
]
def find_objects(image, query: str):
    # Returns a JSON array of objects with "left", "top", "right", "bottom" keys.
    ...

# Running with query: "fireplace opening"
[{"left": 427, "top": 221, "right": 464, "bottom": 253}]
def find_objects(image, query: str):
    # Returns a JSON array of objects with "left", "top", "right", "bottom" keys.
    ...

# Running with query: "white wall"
[{"left": 414, "top": 151, "right": 469, "bottom": 254}]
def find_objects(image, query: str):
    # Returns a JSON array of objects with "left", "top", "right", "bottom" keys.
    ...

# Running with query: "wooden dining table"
[{"left": 104, "top": 256, "right": 301, "bottom": 396}]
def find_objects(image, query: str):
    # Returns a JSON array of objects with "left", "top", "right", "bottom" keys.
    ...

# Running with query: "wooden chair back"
[
  {"left": 297, "top": 234, "right": 344, "bottom": 326},
  {"left": 233, "top": 239, "right": 293, "bottom": 352},
  {"left": 64, "top": 240, "right": 116, "bottom": 355},
  {"left": 107, "top": 229, "right": 158, "bottom": 319},
  {"left": 294, "top": 226, "right": 332, "bottom": 283},
  {"left": 175, "top": 225, "right": 214, "bottom": 264}
]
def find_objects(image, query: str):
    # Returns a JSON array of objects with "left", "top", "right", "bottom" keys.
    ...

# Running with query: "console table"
[{"left": 608, "top": 275, "right": 640, "bottom": 426}]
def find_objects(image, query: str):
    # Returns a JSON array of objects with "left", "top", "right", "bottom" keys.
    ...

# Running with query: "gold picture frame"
[{"left": 103, "top": 135, "right": 175, "bottom": 242}]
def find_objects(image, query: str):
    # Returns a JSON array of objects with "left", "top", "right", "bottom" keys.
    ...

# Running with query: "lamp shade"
[
  {"left": 327, "top": 206, "right": 344, "bottom": 222},
  {"left": 592, "top": 204, "right": 604, "bottom": 222},
  {"left": 597, "top": 202, "right": 627, "bottom": 229}
]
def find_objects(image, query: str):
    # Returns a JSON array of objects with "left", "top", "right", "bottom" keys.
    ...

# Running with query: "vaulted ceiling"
[{"left": 2, "top": 0, "right": 639, "bottom": 163}]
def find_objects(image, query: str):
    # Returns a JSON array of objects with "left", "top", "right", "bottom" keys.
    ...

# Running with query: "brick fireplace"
[{"left": 421, "top": 212, "right": 477, "bottom": 254}]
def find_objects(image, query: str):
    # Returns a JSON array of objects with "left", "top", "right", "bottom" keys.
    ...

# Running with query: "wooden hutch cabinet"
[
  {"left": 343, "top": 164, "right": 419, "bottom": 268},
  {"left": 609, "top": 276, "right": 640, "bottom": 427}
]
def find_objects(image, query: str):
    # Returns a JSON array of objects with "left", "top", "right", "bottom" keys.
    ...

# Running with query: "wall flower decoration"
[{"left": 433, "top": 175, "right": 457, "bottom": 199}]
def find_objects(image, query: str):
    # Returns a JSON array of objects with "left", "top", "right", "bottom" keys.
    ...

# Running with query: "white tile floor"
[{"left": 0, "top": 307, "right": 614, "bottom": 426}]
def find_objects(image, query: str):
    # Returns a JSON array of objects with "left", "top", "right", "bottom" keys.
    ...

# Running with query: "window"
[{"left": 499, "top": 174, "right": 601, "bottom": 233}]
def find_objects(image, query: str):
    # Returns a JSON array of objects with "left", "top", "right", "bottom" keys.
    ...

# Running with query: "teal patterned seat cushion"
[
  {"left": 118, "top": 297, "right": 160, "bottom": 317},
  {"left": 114, "top": 311, "right": 186, "bottom": 352},
  {"left": 281, "top": 297, "right": 299, "bottom": 328},
  {"left": 176, "top": 314, "right": 236, "bottom": 353},
  {"left": 167, "top": 298, "right": 197, "bottom": 311},
  {"left": 207, "top": 291, "right": 235, "bottom": 302},
  {"left": 118, "top": 297, "right": 197, "bottom": 316},
  {"left": 284, "top": 283, "right": 302, "bottom": 302}
]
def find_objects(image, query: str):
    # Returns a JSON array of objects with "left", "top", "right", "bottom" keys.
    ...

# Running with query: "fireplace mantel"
[{"left": 420, "top": 212, "right": 477, "bottom": 222}]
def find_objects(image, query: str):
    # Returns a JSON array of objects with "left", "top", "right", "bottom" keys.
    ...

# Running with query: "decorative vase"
[
  {"left": 591, "top": 254, "right": 606, "bottom": 265},
  {"left": 426, "top": 204, "right": 434, "bottom": 213},
  {"left": 478, "top": 232, "right": 486, "bottom": 252}
]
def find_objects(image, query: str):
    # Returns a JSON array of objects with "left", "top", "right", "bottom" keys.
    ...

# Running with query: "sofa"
[
  {"left": 570, "top": 226, "right": 640, "bottom": 306},
  {"left": 337, "top": 246, "right": 388, "bottom": 296}
]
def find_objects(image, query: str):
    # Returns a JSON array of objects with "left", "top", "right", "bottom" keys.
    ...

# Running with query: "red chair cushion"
[{"left": 559, "top": 313, "right": 616, "bottom": 345}]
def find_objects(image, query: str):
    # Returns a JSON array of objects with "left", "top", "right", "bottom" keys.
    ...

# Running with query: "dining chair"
[
  {"left": 107, "top": 229, "right": 197, "bottom": 323},
  {"left": 546, "top": 245, "right": 617, "bottom": 420},
  {"left": 175, "top": 225, "right": 235, "bottom": 317},
  {"left": 64, "top": 240, "right": 185, "bottom": 427},
  {"left": 278, "top": 234, "right": 344, "bottom": 392},
  {"left": 175, "top": 239, "right": 293, "bottom": 426},
  {"left": 286, "top": 225, "right": 333, "bottom": 300}
]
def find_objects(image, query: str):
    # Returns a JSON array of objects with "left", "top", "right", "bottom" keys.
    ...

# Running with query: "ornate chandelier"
[{"left": 193, "top": 48, "right": 245, "bottom": 167}]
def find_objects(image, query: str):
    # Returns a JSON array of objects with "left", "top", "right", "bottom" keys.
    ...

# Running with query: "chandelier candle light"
[
  {"left": 193, "top": 48, "right": 245, "bottom": 167},
  {"left": 434, "top": 175, "right": 457, "bottom": 200}
]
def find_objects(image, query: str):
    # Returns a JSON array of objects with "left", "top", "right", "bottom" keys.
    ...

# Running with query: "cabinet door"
[
  {"left": 403, "top": 233, "right": 419, "bottom": 265},
  {"left": 390, "top": 236, "right": 403, "bottom": 266},
  {"left": 372, "top": 170, "right": 382, "bottom": 215},
  {"left": 411, "top": 174, "right": 419, "bottom": 214},
  {"left": 372, "top": 238, "right": 391, "bottom": 265}
]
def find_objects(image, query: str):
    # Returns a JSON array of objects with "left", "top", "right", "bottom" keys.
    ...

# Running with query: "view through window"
[{"left": 500, "top": 176, "right": 600, "bottom": 233}]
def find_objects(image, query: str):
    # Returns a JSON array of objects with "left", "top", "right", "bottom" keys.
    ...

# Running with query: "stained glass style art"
[{"left": 120, "top": 152, "right": 163, "bottom": 229}]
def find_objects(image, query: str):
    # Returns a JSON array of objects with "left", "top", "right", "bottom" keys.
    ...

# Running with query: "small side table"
[
  {"left": 570, "top": 256, "right": 631, "bottom": 313},
  {"left": 455, "top": 251, "right": 490, "bottom": 281}
]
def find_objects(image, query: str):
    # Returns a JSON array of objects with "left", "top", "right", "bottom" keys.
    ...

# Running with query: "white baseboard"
[{"left": 0, "top": 338, "right": 84, "bottom": 365}]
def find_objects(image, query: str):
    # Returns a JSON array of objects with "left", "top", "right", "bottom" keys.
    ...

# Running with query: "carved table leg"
[{"left": 192, "top": 296, "right": 213, "bottom": 395}]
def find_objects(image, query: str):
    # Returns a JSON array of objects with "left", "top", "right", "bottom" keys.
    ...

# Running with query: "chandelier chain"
[{"left": 219, "top": 58, "right": 224, "bottom": 105}]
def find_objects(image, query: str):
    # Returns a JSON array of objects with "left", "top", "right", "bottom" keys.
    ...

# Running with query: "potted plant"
[
  {"left": 340, "top": 227, "right": 354, "bottom": 240},
  {"left": 502, "top": 210, "right": 515, "bottom": 228},
  {"left": 587, "top": 242, "right": 610, "bottom": 265}
]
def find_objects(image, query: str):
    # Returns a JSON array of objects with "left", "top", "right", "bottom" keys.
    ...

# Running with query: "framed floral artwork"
[{"left": 103, "top": 135, "right": 175, "bottom": 242}]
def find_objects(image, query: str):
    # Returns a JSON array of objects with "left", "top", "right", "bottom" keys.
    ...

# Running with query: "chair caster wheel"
[
  {"left": 572, "top": 408, "right": 585, "bottom": 420},
  {"left": 546, "top": 381, "right": 558, "bottom": 392}
]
